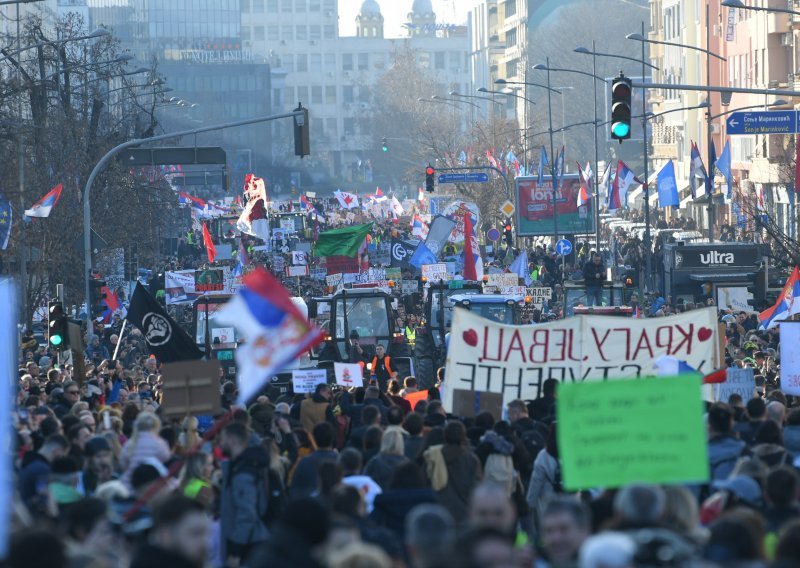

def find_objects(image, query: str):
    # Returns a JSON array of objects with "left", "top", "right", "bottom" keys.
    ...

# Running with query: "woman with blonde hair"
[
  {"left": 179, "top": 451, "right": 215, "bottom": 509},
  {"left": 119, "top": 411, "right": 170, "bottom": 488},
  {"left": 364, "top": 430, "right": 409, "bottom": 491},
  {"left": 177, "top": 415, "right": 201, "bottom": 455}
]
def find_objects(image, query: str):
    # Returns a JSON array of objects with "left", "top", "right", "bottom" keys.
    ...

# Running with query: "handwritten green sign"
[{"left": 557, "top": 376, "right": 709, "bottom": 491}]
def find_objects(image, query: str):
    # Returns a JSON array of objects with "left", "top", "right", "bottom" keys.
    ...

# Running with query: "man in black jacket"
[
  {"left": 131, "top": 495, "right": 209, "bottom": 568},
  {"left": 582, "top": 253, "right": 606, "bottom": 307}
]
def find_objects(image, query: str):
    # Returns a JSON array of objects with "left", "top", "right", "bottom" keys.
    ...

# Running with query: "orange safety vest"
[{"left": 370, "top": 355, "right": 393, "bottom": 377}]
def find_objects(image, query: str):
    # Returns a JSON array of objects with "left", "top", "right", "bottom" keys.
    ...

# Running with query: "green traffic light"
[
  {"left": 382, "top": 145, "right": 388, "bottom": 152},
  {"left": 50, "top": 334, "right": 63, "bottom": 346},
  {"left": 612, "top": 122, "right": 630, "bottom": 138}
]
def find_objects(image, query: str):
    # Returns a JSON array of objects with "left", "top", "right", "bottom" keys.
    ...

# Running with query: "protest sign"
[
  {"left": 272, "top": 254, "right": 285, "bottom": 272},
  {"left": 292, "top": 251, "right": 308, "bottom": 265},
  {"left": 487, "top": 273, "right": 519, "bottom": 288},
  {"left": 715, "top": 368, "right": 755, "bottom": 402},
  {"left": 211, "top": 327, "right": 235, "bottom": 344},
  {"left": 781, "top": 323, "right": 800, "bottom": 395},
  {"left": 291, "top": 369, "right": 328, "bottom": 393},
  {"left": 422, "top": 263, "right": 449, "bottom": 282},
  {"left": 501, "top": 286, "right": 527, "bottom": 296},
  {"left": 527, "top": 287, "right": 552, "bottom": 306},
  {"left": 310, "top": 267, "right": 327, "bottom": 281},
  {"left": 194, "top": 269, "right": 225, "bottom": 292},
  {"left": 401, "top": 280, "right": 418, "bottom": 295},
  {"left": 285, "top": 265, "right": 309, "bottom": 277},
  {"left": 166, "top": 269, "right": 231, "bottom": 304},
  {"left": 326, "top": 273, "right": 343, "bottom": 287},
  {"left": 557, "top": 376, "right": 708, "bottom": 490},
  {"left": 452, "top": 389, "right": 503, "bottom": 419},
  {"left": 442, "top": 307, "right": 720, "bottom": 410},
  {"left": 334, "top": 363, "right": 364, "bottom": 387}
]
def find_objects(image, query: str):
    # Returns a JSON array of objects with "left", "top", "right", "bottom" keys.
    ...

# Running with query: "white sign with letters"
[{"left": 292, "top": 369, "right": 328, "bottom": 393}]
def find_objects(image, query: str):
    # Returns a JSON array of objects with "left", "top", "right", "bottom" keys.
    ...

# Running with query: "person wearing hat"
[{"left": 80, "top": 436, "right": 116, "bottom": 496}]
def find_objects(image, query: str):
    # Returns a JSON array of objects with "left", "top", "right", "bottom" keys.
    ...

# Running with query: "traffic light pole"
[
  {"left": 82, "top": 109, "right": 305, "bottom": 336},
  {"left": 640, "top": 21, "right": 653, "bottom": 293}
]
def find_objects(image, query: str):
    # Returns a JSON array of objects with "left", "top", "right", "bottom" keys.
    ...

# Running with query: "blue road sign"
[
  {"left": 555, "top": 238, "right": 573, "bottom": 256},
  {"left": 438, "top": 172, "right": 490, "bottom": 184},
  {"left": 726, "top": 110, "right": 798, "bottom": 135},
  {"left": 486, "top": 227, "right": 501, "bottom": 242}
]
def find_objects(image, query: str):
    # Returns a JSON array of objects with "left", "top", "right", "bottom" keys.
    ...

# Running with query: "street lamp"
[
  {"left": 721, "top": 0, "right": 800, "bottom": 16},
  {"left": 628, "top": 15, "right": 727, "bottom": 242},
  {"left": 494, "top": 78, "right": 562, "bottom": 94}
]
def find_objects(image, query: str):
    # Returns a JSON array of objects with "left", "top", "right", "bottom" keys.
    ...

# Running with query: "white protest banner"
[
  {"left": 326, "top": 273, "right": 343, "bottom": 287},
  {"left": 715, "top": 368, "right": 755, "bottom": 402},
  {"left": 401, "top": 280, "right": 419, "bottom": 295},
  {"left": 717, "top": 286, "right": 755, "bottom": 313},
  {"left": 211, "top": 327, "right": 235, "bottom": 343},
  {"left": 780, "top": 323, "right": 800, "bottom": 395},
  {"left": 334, "top": 362, "right": 364, "bottom": 387},
  {"left": 422, "top": 263, "right": 449, "bottom": 282},
  {"left": 280, "top": 219, "right": 295, "bottom": 233},
  {"left": 487, "top": 273, "right": 519, "bottom": 288},
  {"left": 443, "top": 307, "right": 720, "bottom": 410},
  {"left": 285, "top": 265, "right": 309, "bottom": 277},
  {"left": 501, "top": 286, "right": 527, "bottom": 296},
  {"left": 165, "top": 270, "right": 196, "bottom": 304},
  {"left": 310, "top": 267, "right": 327, "bottom": 280},
  {"left": 292, "top": 251, "right": 308, "bottom": 265},
  {"left": 527, "top": 287, "right": 552, "bottom": 306},
  {"left": 291, "top": 369, "right": 328, "bottom": 393}
]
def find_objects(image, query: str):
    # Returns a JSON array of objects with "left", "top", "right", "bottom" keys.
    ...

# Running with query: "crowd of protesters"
[{"left": 9, "top": 195, "right": 800, "bottom": 568}]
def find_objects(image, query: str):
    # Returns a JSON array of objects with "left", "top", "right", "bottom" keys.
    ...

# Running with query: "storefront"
[{"left": 662, "top": 243, "right": 765, "bottom": 308}]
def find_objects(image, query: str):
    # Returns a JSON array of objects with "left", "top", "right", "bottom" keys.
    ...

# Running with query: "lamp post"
[{"left": 628, "top": 6, "right": 727, "bottom": 242}]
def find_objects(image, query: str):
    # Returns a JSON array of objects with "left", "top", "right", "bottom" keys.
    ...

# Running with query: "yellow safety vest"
[{"left": 405, "top": 326, "right": 416, "bottom": 344}]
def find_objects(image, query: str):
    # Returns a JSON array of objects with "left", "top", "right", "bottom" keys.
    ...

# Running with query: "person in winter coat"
[
  {"left": 219, "top": 422, "right": 270, "bottom": 566},
  {"left": 299, "top": 383, "right": 336, "bottom": 434},
  {"left": 370, "top": 461, "right": 438, "bottom": 541},
  {"left": 424, "top": 421, "right": 481, "bottom": 523},
  {"left": 527, "top": 423, "right": 562, "bottom": 522},
  {"left": 364, "top": 430, "right": 409, "bottom": 491},
  {"left": 781, "top": 408, "right": 800, "bottom": 458},
  {"left": 119, "top": 412, "right": 170, "bottom": 489},
  {"left": 707, "top": 403, "right": 745, "bottom": 481}
]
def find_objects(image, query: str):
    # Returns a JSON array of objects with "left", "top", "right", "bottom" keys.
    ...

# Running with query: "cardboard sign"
[
  {"left": 326, "top": 273, "right": 343, "bottom": 287},
  {"left": 443, "top": 307, "right": 720, "bottom": 410},
  {"left": 715, "top": 368, "right": 756, "bottom": 402},
  {"left": 527, "top": 287, "right": 552, "bottom": 306},
  {"left": 422, "top": 263, "right": 449, "bottom": 282},
  {"left": 292, "top": 251, "right": 308, "bottom": 265},
  {"left": 211, "top": 327, "right": 235, "bottom": 344},
  {"left": 487, "top": 273, "right": 519, "bottom": 288},
  {"left": 781, "top": 323, "right": 800, "bottom": 395},
  {"left": 160, "top": 361, "right": 222, "bottom": 418},
  {"left": 401, "top": 280, "right": 418, "bottom": 295},
  {"left": 452, "top": 389, "right": 503, "bottom": 420},
  {"left": 557, "top": 376, "right": 709, "bottom": 490},
  {"left": 291, "top": 369, "right": 328, "bottom": 393},
  {"left": 334, "top": 362, "right": 364, "bottom": 387},
  {"left": 285, "top": 265, "right": 309, "bottom": 277}
]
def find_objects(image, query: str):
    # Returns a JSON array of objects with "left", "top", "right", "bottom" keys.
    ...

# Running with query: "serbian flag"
[
  {"left": 202, "top": 222, "right": 216, "bottom": 264},
  {"left": 300, "top": 194, "right": 325, "bottom": 222},
  {"left": 24, "top": 184, "right": 63, "bottom": 218},
  {"left": 334, "top": 190, "right": 359, "bottom": 210},
  {"left": 576, "top": 161, "right": 592, "bottom": 207},
  {"left": 689, "top": 142, "right": 707, "bottom": 200},
  {"left": 411, "top": 214, "right": 429, "bottom": 239},
  {"left": 99, "top": 285, "right": 121, "bottom": 323},
  {"left": 462, "top": 210, "right": 483, "bottom": 281},
  {"left": 759, "top": 266, "right": 800, "bottom": 330},
  {"left": 608, "top": 161, "right": 637, "bottom": 211},
  {"left": 215, "top": 268, "right": 324, "bottom": 405},
  {"left": 234, "top": 239, "right": 249, "bottom": 277},
  {"left": 418, "top": 187, "right": 425, "bottom": 202},
  {"left": 374, "top": 187, "right": 387, "bottom": 202}
]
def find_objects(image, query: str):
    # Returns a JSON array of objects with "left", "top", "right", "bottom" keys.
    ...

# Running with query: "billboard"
[{"left": 515, "top": 174, "right": 595, "bottom": 236}]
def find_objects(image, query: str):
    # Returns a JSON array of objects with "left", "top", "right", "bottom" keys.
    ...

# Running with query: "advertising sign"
[
  {"left": 515, "top": 175, "right": 595, "bottom": 236},
  {"left": 443, "top": 307, "right": 719, "bottom": 409},
  {"left": 672, "top": 245, "right": 761, "bottom": 270}
]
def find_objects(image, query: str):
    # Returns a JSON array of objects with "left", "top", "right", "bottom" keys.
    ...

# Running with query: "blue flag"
[
  {"left": 715, "top": 140, "right": 732, "bottom": 199},
  {"left": 537, "top": 146, "right": 548, "bottom": 185},
  {"left": 409, "top": 241, "right": 437, "bottom": 268},
  {"left": 0, "top": 193, "right": 11, "bottom": 250},
  {"left": 656, "top": 160, "right": 679, "bottom": 208}
]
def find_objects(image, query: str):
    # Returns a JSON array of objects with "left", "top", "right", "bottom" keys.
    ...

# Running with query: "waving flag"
[
  {"left": 487, "top": 149, "right": 500, "bottom": 170},
  {"left": 215, "top": 268, "right": 324, "bottom": 405},
  {"left": 418, "top": 187, "right": 425, "bottom": 202},
  {"left": 234, "top": 239, "right": 249, "bottom": 277},
  {"left": 554, "top": 146, "right": 565, "bottom": 189},
  {"left": 715, "top": 139, "right": 733, "bottom": 199},
  {"left": 411, "top": 214, "right": 429, "bottom": 239},
  {"left": 462, "top": 211, "right": 482, "bottom": 281},
  {"left": 509, "top": 249, "right": 531, "bottom": 286},
  {"left": 759, "top": 266, "right": 800, "bottom": 330},
  {"left": 24, "top": 184, "right": 63, "bottom": 218},
  {"left": 537, "top": 146, "right": 548, "bottom": 185},
  {"left": 202, "top": 222, "right": 216, "bottom": 264},
  {"left": 689, "top": 142, "right": 707, "bottom": 199},
  {"left": 599, "top": 162, "right": 613, "bottom": 204},
  {"left": 374, "top": 187, "right": 387, "bottom": 202},
  {"left": 300, "top": 194, "right": 325, "bottom": 222},
  {"left": 576, "top": 161, "right": 592, "bottom": 207},
  {"left": 334, "top": 190, "right": 359, "bottom": 210},
  {"left": 656, "top": 160, "right": 679, "bottom": 208},
  {"left": 706, "top": 140, "right": 717, "bottom": 196},
  {"left": 608, "top": 161, "right": 636, "bottom": 211},
  {"left": 0, "top": 193, "right": 11, "bottom": 250},
  {"left": 409, "top": 241, "right": 437, "bottom": 268},
  {"left": 237, "top": 174, "right": 270, "bottom": 240}
]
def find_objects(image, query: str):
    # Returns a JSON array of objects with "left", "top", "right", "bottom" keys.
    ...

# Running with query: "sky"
[{"left": 338, "top": 0, "right": 470, "bottom": 38}]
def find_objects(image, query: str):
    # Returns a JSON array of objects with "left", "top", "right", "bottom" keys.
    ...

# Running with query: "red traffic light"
[
  {"left": 425, "top": 166, "right": 435, "bottom": 176},
  {"left": 611, "top": 81, "right": 631, "bottom": 99}
]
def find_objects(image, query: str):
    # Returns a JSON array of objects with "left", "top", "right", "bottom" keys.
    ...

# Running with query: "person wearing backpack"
[
  {"left": 219, "top": 422, "right": 270, "bottom": 567},
  {"left": 527, "top": 423, "right": 563, "bottom": 531}
]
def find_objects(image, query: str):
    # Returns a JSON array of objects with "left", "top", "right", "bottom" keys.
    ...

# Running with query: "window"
[
  {"left": 343, "top": 85, "right": 354, "bottom": 103},
  {"left": 283, "top": 54, "right": 294, "bottom": 71},
  {"left": 267, "top": 25, "right": 279, "bottom": 40},
  {"left": 284, "top": 86, "right": 295, "bottom": 106},
  {"left": 324, "top": 52, "right": 335, "bottom": 72},
  {"left": 281, "top": 0, "right": 292, "bottom": 12},
  {"left": 253, "top": 0, "right": 265, "bottom": 11},
  {"left": 297, "top": 86, "right": 309, "bottom": 104},
  {"left": 344, "top": 117, "right": 355, "bottom": 135},
  {"left": 296, "top": 25, "right": 307, "bottom": 40},
  {"left": 267, "top": 0, "right": 277, "bottom": 11},
  {"left": 296, "top": 0, "right": 306, "bottom": 11},
  {"left": 297, "top": 54, "right": 308, "bottom": 72},
  {"left": 358, "top": 86, "right": 370, "bottom": 102},
  {"left": 310, "top": 0, "right": 321, "bottom": 11},
  {"left": 342, "top": 53, "right": 353, "bottom": 71},
  {"left": 358, "top": 53, "right": 368, "bottom": 70},
  {"left": 282, "top": 25, "right": 293, "bottom": 40},
  {"left": 434, "top": 51, "right": 445, "bottom": 70},
  {"left": 449, "top": 51, "right": 461, "bottom": 70},
  {"left": 241, "top": 26, "right": 251, "bottom": 41},
  {"left": 505, "top": 58, "right": 519, "bottom": 77},
  {"left": 241, "top": 0, "right": 250, "bottom": 11},
  {"left": 310, "top": 25, "right": 321, "bottom": 40},
  {"left": 373, "top": 53, "right": 386, "bottom": 70},
  {"left": 312, "top": 86, "right": 322, "bottom": 104},
  {"left": 311, "top": 53, "right": 322, "bottom": 72},
  {"left": 254, "top": 26, "right": 265, "bottom": 41},
  {"left": 325, "top": 85, "right": 336, "bottom": 104},
  {"left": 312, "top": 118, "right": 323, "bottom": 137},
  {"left": 324, "top": 24, "right": 335, "bottom": 39},
  {"left": 504, "top": 0, "right": 516, "bottom": 17},
  {"left": 326, "top": 117, "right": 337, "bottom": 136},
  {"left": 506, "top": 28, "right": 517, "bottom": 48}
]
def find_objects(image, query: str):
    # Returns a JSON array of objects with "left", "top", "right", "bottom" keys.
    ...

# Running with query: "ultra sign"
[{"left": 673, "top": 246, "right": 761, "bottom": 269}]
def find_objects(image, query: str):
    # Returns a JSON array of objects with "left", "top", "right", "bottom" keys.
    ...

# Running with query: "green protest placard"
[{"left": 557, "top": 376, "right": 708, "bottom": 491}]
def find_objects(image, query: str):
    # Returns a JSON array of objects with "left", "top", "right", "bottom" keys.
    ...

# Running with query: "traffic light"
[
  {"left": 293, "top": 103, "right": 310, "bottom": 158},
  {"left": 425, "top": 165, "right": 435, "bottom": 192},
  {"left": 381, "top": 137, "right": 389, "bottom": 153},
  {"left": 48, "top": 300, "right": 68, "bottom": 348},
  {"left": 90, "top": 276, "right": 107, "bottom": 319},
  {"left": 504, "top": 224, "right": 513, "bottom": 247},
  {"left": 610, "top": 73, "right": 632, "bottom": 142}
]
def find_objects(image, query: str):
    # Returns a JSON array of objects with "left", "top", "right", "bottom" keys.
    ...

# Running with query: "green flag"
[{"left": 314, "top": 223, "right": 373, "bottom": 258}]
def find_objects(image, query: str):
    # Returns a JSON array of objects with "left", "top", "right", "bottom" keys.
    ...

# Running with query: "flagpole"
[
  {"left": 641, "top": 20, "right": 653, "bottom": 294},
  {"left": 112, "top": 318, "right": 127, "bottom": 361}
]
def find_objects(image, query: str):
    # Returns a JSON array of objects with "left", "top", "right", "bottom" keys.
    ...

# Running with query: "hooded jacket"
[
  {"left": 435, "top": 444, "right": 482, "bottom": 522},
  {"left": 708, "top": 434, "right": 745, "bottom": 481},
  {"left": 220, "top": 445, "right": 270, "bottom": 559}
]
